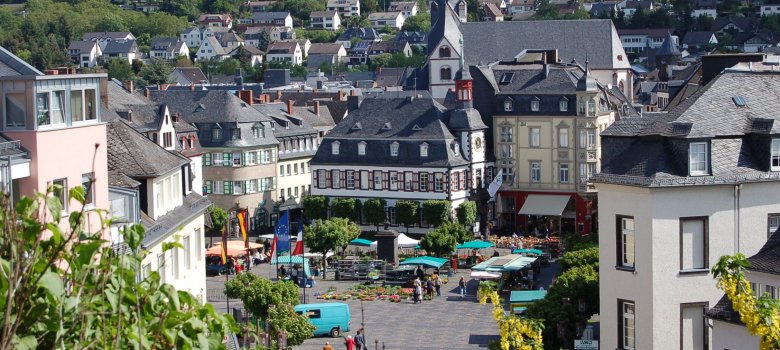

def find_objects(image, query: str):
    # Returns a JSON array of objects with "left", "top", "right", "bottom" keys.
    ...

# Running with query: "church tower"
[
  {"left": 428, "top": 0, "right": 464, "bottom": 99},
  {"left": 448, "top": 65, "right": 488, "bottom": 188}
]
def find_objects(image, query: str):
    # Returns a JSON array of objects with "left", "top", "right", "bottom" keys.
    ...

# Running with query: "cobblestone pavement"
[{"left": 206, "top": 249, "right": 561, "bottom": 350}]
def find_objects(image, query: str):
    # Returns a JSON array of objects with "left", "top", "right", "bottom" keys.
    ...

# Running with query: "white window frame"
[
  {"left": 358, "top": 141, "right": 366, "bottom": 155},
  {"left": 559, "top": 99, "right": 568, "bottom": 112},
  {"left": 500, "top": 126, "right": 513, "bottom": 142},
  {"left": 529, "top": 127, "right": 540, "bottom": 148},
  {"left": 503, "top": 98, "right": 513, "bottom": 112},
  {"left": 558, "top": 128, "right": 569, "bottom": 148},
  {"left": 768, "top": 213, "right": 780, "bottom": 239},
  {"left": 530, "top": 99, "right": 540, "bottom": 112},
  {"left": 390, "top": 172, "right": 398, "bottom": 190},
  {"left": 373, "top": 171, "right": 382, "bottom": 190},
  {"left": 620, "top": 216, "right": 635, "bottom": 268},
  {"left": 689, "top": 142, "right": 709, "bottom": 176},
  {"left": 332, "top": 141, "right": 340, "bottom": 155},
  {"left": 621, "top": 300, "right": 636, "bottom": 350},
  {"left": 771, "top": 139, "right": 780, "bottom": 171},
  {"left": 346, "top": 171, "right": 355, "bottom": 189},
  {"left": 530, "top": 162, "right": 541, "bottom": 182},
  {"left": 318, "top": 169, "right": 326, "bottom": 188},
  {"left": 390, "top": 142, "right": 399, "bottom": 156},
  {"left": 419, "top": 172, "right": 428, "bottom": 191},
  {"left": 420, "top": 143, "right": 428, "bottom": 157},
  {"left": 559, "top": 164, "right": 569, "bottom": 183}
]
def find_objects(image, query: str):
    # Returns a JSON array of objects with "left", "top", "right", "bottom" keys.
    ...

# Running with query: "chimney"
[
  {"left": 338, "top": 90, "right": 345, "bottom": 101},
  {"left": 347, "top": 95, "right": 360, "bottom": 112},
  {"left": 276, "top": 90, "right": 282, "bottom": 101},
  {"left": 238, "top": 90, "right": 253, "bottom": 105},
  {"left": 190, "top": 83, "right": 195, "bottom": 91},
  {"left": 173, "top": 112, "right": 180, "bottom": 122},
  {"left": 314, "top": 100, "right": 320, "bottom": 116},
  {"left": 287, "top": 100, "right": 294, "bottom": 114},
  {"left": 350, "top": 89, "right": 356, "bottom": 96},
  {"left": 123, "top": 80, "right": 134, "bottom": 93},
  {"left": 44, "top": 69, "right": 59, "bottom": 75}
]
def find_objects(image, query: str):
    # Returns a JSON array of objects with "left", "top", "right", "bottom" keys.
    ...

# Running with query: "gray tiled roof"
[
  {"left": 142, "top": 193, "right": 211, "bottom": 247},
  {"left": 487, "top": 63, "right": 583, "bottom": 94},
  {"left": 459, "top": 19, "right": 625, "bottom": 69},
  {"left": 337, "top": 28, "right": 381, "bottom": 42},
  {"left": 0, "top": 45, "right": 43, "bottom": 76},
  {"left": 683, "top": 31, "right": 715, "bottom": 45},
  {"left": 107, "top": 119, "right": 189, "bottom": 178},
  {"left": 108, "top": 170, "right": 142, "bottom": 188},
  {"left": 252, "top": 12, "right": 290, "bottom": 21},
  {"left": 309, "top": 43, "right": 344, "bottom": 55},
  {"left": 746, "top": 229, "right": 780, "bottom": 275},
  {"left": 68, "top": 40, "right": 97, "bottom": 52},
  {"left": 428, "top": 0, "right": 464, "bottom": 57},
  {"left": 713, "top": 16, "right": 756, "bottom": 33},
  {"left": 103, "top": 40, "right": 139, "bottom": 55},
  {"left": 311, "top": 93, "right": 470, "bottom": 167},
  {"left": 82, "top": 32, "right": 134, "bottom": 40},
  {"left": 148, "top": 90, "right": 280, "bottom": 148},
  {"left": 595, "top": 71, "right": 780, "bottom": 188},
  {"left": 171, "top": 67, "right": 209, "bottom": 85}
]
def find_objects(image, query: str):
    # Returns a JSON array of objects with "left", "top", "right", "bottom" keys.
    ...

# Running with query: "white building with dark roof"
[
  {"left": 594, "top": 70, "right": 780, "bottom": 350},
  {"left": 389, "top": 1, "right": 419, "bottom": 17},
  {"left": 310, "top": 71, "right": 489, "bottom": 235},
  {"left": 368, "top": 12, "right": 405, "bottom": 30},
  {"left": 82, "top": 31, "right": 136, "bottom": 51},
  {"left": 102, "top": 39, "right": 140, "bottom": 64},
  {"left": 150, "top": 37, "right": 189, "bottom": 59},
  {"left": 67, "top": 40, "right": 101, "bottom": 68},
  {"left": 267, "top": 41, "right": 303, "bottom": 65},
  {"left": 327, "top": 0, "right": 360, "bottom": 17},
  {"left": 310, "top": 11, "right": 341, "bottom": 30}
]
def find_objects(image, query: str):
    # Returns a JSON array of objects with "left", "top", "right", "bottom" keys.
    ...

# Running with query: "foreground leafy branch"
[
  {"left": 712, "top": 254, "right": 780, "bottom": 350},
  {"left": 0, "top": 187, "right": 238, "bottom": 349},
  {"left": 479, "top": 290, "right": 543, "bottom": 350}
]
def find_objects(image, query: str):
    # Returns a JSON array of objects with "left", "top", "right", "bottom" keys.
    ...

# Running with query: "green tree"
[
  {"left": 302, "top": 195, "right": 329, "bottom": 221},
  {"left": 106, "top": 58, "right": 135, "bottom": 82},
  {"left": 0, "top": 187, "right": 237, "bottom": 349},
  {"left": 209, "top": 205, "right": 229, "bottom": 233},
  {"left": 140, "top": 58, "right": 173, "bottom": 85},
  {"left": 419, "top": 226, "right": 457, "bottom": 257},
  {"left": 532, "top": 0, "right": 559, "bottom": 19},
  {"left": 330, "top": 198, "right": 361, "bottom": 222},
  {"left": 307, "top": 29, "right": 337, "bottom": 43},
  {"left": 267, "top": 304, "right": 316, "bottom": 347},
  {"left": 422, "top": 199, "right": 452, "bottom": 227},
  {"left": 456, "top": 200, "right": 477, "bottom": 228},
  {"left": 402, "top": 12, "right": 431, "bottom": 31},
  {"left": 224, "top": 273, "right": 300, "bottom": 320},
  {"left": 161, "top": 0, "right": 203, "bottom": 20},
  {"left": 362, "top": 198, "right": 387, "bottom": 232},
  {"left": 369, "top": 53, "right": 392, "bottom": 69},
  {"left": 559, "top": 246, "right": 599, "bottom": 272},
  {"left": 94, "top": 12, "right": 128, "bottom": 32},
  {"left": 395, "top": 200, "right": 419, "bottom": 234},
  {"left": 304, "top": 217, "right": 361, "bottom": 259},
  {"left": 435, "top": 221, "right": 473, "bottom": 243},
  {"left": 361, "top": 0, "right": 378, "bottom": 12},
  {"left": 345, "top": 15, "right": 371, "bottom": 28},
  {"left": 257, "top": 30, "right": 271, "bottom": 51}
]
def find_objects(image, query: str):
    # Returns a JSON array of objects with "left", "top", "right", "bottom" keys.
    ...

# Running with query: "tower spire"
[{"left": 459, "top": 34, "right": 464, "bottom": 70}]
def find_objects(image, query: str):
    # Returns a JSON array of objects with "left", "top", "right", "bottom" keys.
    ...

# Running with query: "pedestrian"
[
  {"left": 323, "top": 342, "right": 333, "bottom": 350},
  {"left": 426, "top": 278, "right": 434, "bottom": 297},
  {"left": 279, "top": 264, "right": 287, "bottom": 279},
  {"left": 354, "top": 329, "right": 365, "bottom": 350},
  {"left": 415, "top": 266, "right": 424, "bottom": 281},
  {"left": 412, "top": 277, "right": 421, "bottom": 304},
  {"left": 226, "top": 257, "right": 234, "bottom": 275},
  {"left": 291, "top": 266, "right": 299, "bottom": 284},
  {"left": 415, "top": 284, "right": 423, "bottom": 304},
  {"left": 433, "top": 272, "right": 442, "bottom": 296},
  {"left": 345, "top": 335, "right": 355, "bottom": 350},
  {"left": 459, "top": 276, "right": 466, "bottom": 298},
  {"left": 493, "top": 250, "right": 500, "bottom": 257}
]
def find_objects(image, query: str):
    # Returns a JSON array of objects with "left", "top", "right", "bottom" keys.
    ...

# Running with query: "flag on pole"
[
  {"left": 488, "top": 169, "right": 504, "bottom": 198},
  {"left": 220, "top": 226, "right": 228, "bottom": 264},
  {"left": 237, "top": 209, "right": 248, "bottom": 249},
  {"left": 271, "top": 211, "right": 291, "bottom": 262},
  {"left": 269, "top": 233, "right": 278, "bottom": 262},
  {"left": 292, "top": 223, "right": 304, "bottom": 255}
]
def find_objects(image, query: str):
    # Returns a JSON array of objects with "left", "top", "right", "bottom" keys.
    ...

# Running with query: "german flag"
[{"left": 220, "top": 226, "right": 228, "bottom": 264}]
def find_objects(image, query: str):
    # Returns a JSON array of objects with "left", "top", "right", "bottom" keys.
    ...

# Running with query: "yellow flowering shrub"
[
  {"left": 713, "top": 254, "right": 780, "bottom": 350},
  {"left": 480, "top": 290, "right": 544, "bottom": 350}
]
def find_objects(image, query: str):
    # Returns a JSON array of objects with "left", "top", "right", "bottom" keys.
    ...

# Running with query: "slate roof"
[
  {"left": 202, "top": 36, "right": 229, "bottom": 56},
  {"left": 142, "top": 192, "right": 211, "bottom": 247},
  {"left": 428, "top": 0, "right": 464, "bottom": 57},
  {"left": 617, "top": 28, "right": 675, "bottom": 38},
  {"left": 480, "top": 63, "right": 584, "bottom": 94},
  {"left": 368, "top": 12, "right": 403, "bottom": 20},
  {"left": 272, "top": 91, "right": 347, "bottom": 124},
  {"left": 307, "top": 54, "right": 336, "bottom": 70},
  {"left": 657, "top": 32, "right": 681, "bottom": 56},
  {"left": 623, "top": 0, "right": 652, "bottom": 9},
  {"left": 171, "top": 67, "right": 209, "bottom": 84},
  {"left": 267, "top": 41, "right": 298, "bottom": 54},
  {"left": 683, "top": 31, "right": 716, "bottom": 46},
  {"left": 310, "top": 11, "right": 339, "bottom": 17},
  {"left": 337, "top": 28, "right": 381, "bottom": 42},
  {"left": 148, "top": 90, "right": 280, "bottom": 148},
  {"left": 68, "top": 40, "right": 97, "bottom": 52},
  {"left": 376, "top": 67, "right": 411, "bottom": 87},
  {"left": 311, "top": 93, "right": 470, "bottom": 167},
  {"left": 594, "top": 71, "right": 780, "bottom": 188},
  {"left": 108, "top": 170, "right": 142, "bottom": 189},
  {"left": 396, "top": 31, "right": 427, "bottom": 44},
  {"left": 713, "top": 16, "right": 756, "bottom": 33},
  {"left": 389, "top": 1, "right": 417, "bottom": 10},
  {"left": 252, "top": 12, "right": 291, "bottom": 21},
  {"left": 459, "top": 19, "right": 627, "bottom": 69},
  {"left": 484, "top": 3, "right": 503, "bottom": 17},
  {"left": 309, "top": 43, "right": 344, "bottom": 55},
  {"left": 242, "top": 45, "right": 264, "bottom": 55},
  {"left": 151, "top": 37, "right": 180, "bottom": 51},
  {"left": 103, "top": 40, "right": 139, "bottom": 55},
  {"left": 0, "top": 46, "right": 43, "bottom": 76},
  {"left": 82, "top": 31, "right": 134, "bottom": 40},
  {"left": 107, "top": 119, "right": 189, "bottom": 178},
  {"left": 369, "top": 41, "right": 405, "bottom": 53}
]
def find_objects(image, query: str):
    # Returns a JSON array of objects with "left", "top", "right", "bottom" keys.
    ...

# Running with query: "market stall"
[
  {"left": 471, "top": 254, "right": 538, "bottom": 292},
  {"left": 399, "top": 256, "right": 449, "bottom": 269},
  {"left": 509, "top": 290, "right": 547, "bottom": 315}
]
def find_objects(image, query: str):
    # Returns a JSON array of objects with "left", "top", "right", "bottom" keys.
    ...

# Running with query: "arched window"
[
  {"left": 440, "top": 66, "right": 452, "bottom": 81},
  {"left": 439, "top": 46, "right": 451, "bottom": 58}
]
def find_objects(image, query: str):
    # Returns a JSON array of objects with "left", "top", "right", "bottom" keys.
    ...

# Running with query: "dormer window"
[
  {"left": 253, "top": 123, "right": 265, "bottom": 138},
  {"left": 531, "top": 97, "right": 540, "bottom": 112},
  {"left": 188, "top": 136, "right": 195, "bottom": 148},
  {"left": 332, "top": 141, "right": 340, "bottom": 155},
  {"left": 181, "top": 137, "right": 188, "bottom": 149},
  {"left": 212, "top": 128, "right": 222, "bottom": 141},
  {"left": 689, "top": 142, "right": 709, "bottom": 176},
  {"left": 232, "top": 128, "right": 241, "bottom": 140},
  {"left": 579, "top": 100, "right": 586, "bottom": 114},
  {"left": 771, "top": 139, "right": 780, "bottom": 171},
  {"left": 390, "top": 142, "right": 399, "bottom": 156},
  {"left": 452, "top": 142, "right": 460, "bottom": 156},
  {"left": 503, "top": 97, "right": 513, "bottom": 112},
  {"left": 358, "top": 141, "right": 367, "bottom": 155},
  {"left": 420, "top": 142, "right": 429, "bottom": 157},
  {"left": 559, "top": 98, "right": 568, "bottom": 112},
  {"left": 588, "top": 98, "right": 596, "bottom": 115}
]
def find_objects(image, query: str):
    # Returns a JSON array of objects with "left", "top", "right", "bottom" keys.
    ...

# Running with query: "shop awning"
[
  {"left": 509, "top": 290, "right": 547, "bottom": 303},
  {"left": 518, "top": 195, "right": 571, "bottom": 216},
  {"left": 399, "top": 256, "right": 449, "bottom": 269},
  {"left": 472, "top": 254, "right": 537, "bottom": 272},
  {"left": 456, "top": 240, "right": 495, "bottom": 250}
]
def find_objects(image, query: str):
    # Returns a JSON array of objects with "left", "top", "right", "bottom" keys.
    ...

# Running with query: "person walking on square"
[
  {"left": 415, "top": 266, "right": 424, "bottom": 281},
  {"left": 354, "top": 329, "right": 365, "bottom": 350},
  {"left": 323, "top": 342, "right": 333, "bottom": 350},
  {"left": 459, "top": 276, "right": 466, "bottom": 298},
  {"left": 426, "top": 277, "right": 434, "bottom": 298},
  {"left": 344, "top": 335, "right": 355, "bottom": 350},
  {"left": 433, "top": 272, "right": 442, "bottom": 296},
  {"left": 413, "top": 277, "right": 422, "bottom": 304}
]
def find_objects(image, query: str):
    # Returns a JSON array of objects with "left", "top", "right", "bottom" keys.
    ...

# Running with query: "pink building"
[{"left": 0, "top": 46, "right": 109, "bottom": 234}]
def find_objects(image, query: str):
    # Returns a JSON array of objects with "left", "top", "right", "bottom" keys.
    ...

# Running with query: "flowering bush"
[
  {"left": 712, "top": 254, "right": 780, "bottom": 350},
  {"left": 480, "top": 291, "right": 543, "bottom": 350}
]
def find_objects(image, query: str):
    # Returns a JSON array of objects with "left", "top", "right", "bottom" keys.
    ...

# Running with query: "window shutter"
[
  {"left": 313, "top": 169, "right": 319, "bottom": 188},
  {"left": 340, "top": 171, "right": 346, "bottom": 188},
  {"left": 412, "top": 172, "right": 419, "bottom": 191},
  {"left": 368, "top": 171, "right": 374, "bottom": 189},
  {"left": 383, "top": 172, "right": 388, "bottom": 188},
  {"left": 355, "top": 171, "right": 361, "bottom": 188},
  {"left": 428, "top": 172, "right": 434, "bottom": 192},
  {"left": 398, "top": 172, "right": 405, "bottom": 191},
  {"left": 326, "top": 170, "right": 332, "bottom": 188},
  {"left": 466, "top": 170, "right": 472, "bottom": 189}
]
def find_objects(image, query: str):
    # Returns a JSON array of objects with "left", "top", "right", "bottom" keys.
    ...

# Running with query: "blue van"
[{"left": 294, "top": 303, "right": 351, "bottom": 337}]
